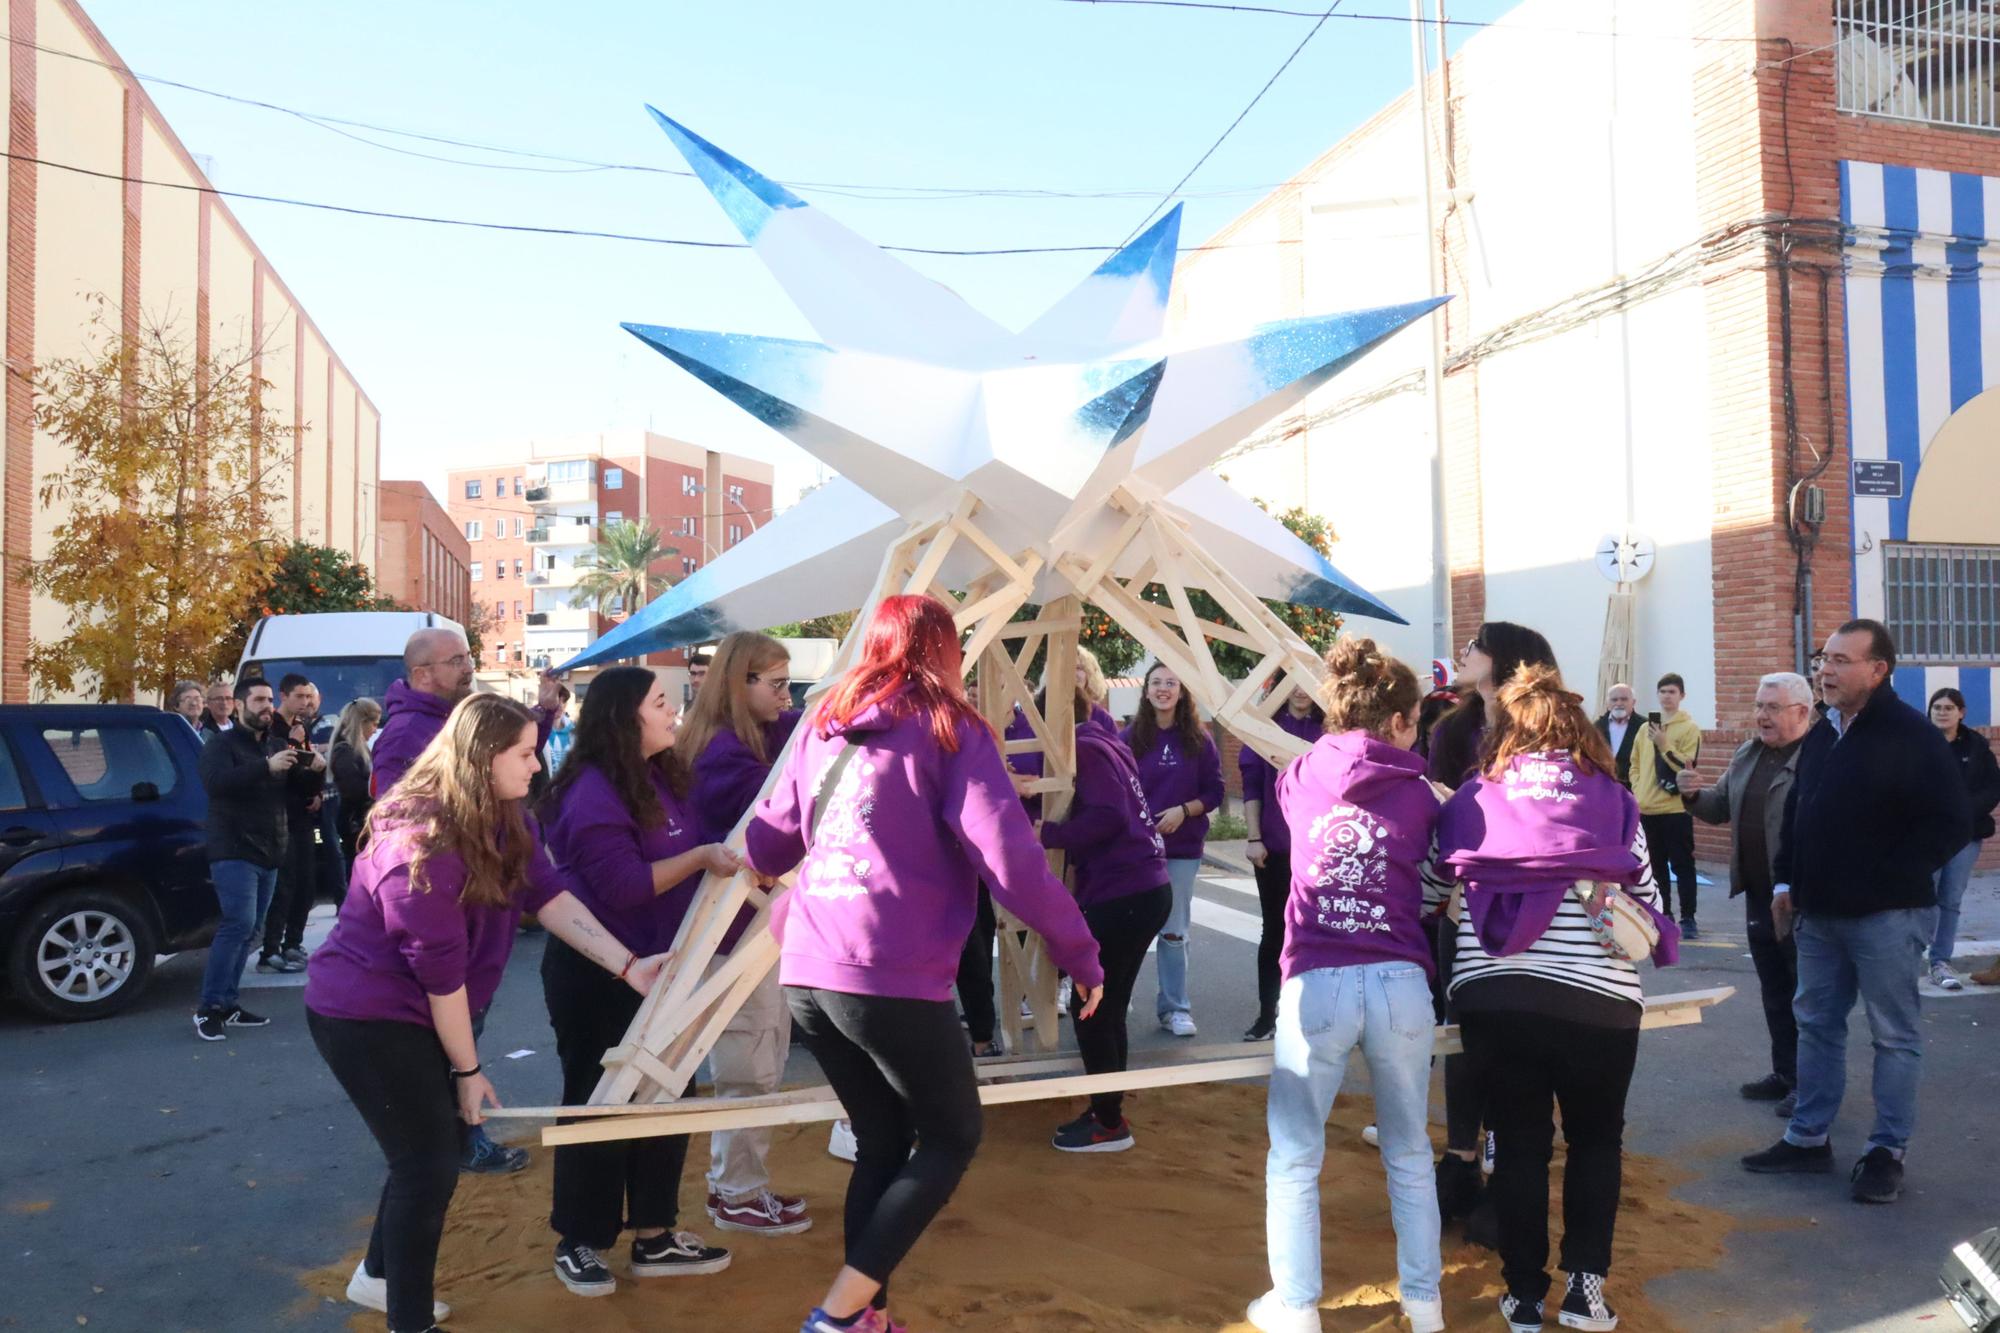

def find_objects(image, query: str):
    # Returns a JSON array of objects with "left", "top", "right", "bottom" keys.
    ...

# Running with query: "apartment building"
[{"left": 377, "top": 480, "right": 471, "bottom": 626}]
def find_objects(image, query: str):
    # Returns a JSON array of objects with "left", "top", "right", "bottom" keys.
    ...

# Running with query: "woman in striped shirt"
[{"left": 1436, "top": 665, "right": 1662, "bottom": 1333}]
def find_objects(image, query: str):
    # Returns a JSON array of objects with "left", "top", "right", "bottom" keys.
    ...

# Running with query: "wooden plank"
[{"left": 997, "top": 617, "right": 1080, "bottom": 638}]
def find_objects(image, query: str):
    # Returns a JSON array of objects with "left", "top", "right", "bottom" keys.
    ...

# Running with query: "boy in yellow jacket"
[{"left": 1631, "top": 673, "right": 1704, "bottom": 935}]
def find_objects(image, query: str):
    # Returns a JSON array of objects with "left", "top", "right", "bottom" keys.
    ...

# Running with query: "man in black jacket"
[
  {"left": 193, "top": 678, "right": 300, "bottom": 1041},
  {"left": 256, "top": 674, "right": 329, "bottom": 973},
  {"left": 1741, "top": 620, "right": 1969, "bottom": 1204},
  {"left": 1593, "top": 682, "right": 1639, "bottom": 787}
]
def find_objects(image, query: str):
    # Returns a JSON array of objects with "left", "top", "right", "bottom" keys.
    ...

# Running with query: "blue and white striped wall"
[{"left": 1843, "top": 159, "right": 2000, "bottom": 725}]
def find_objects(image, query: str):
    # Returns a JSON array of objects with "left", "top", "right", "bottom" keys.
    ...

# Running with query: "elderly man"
[
  {"left": 1594, "top": 683, "right": 1639, "bottom": 787},
  {"left": 1677, "top": 672, "right": 1816, "bottom": 1119},
  {"left": 1741, "top": 621, "right": 1968, "bottom": 1204},
  {"left": 372, "top": 627, "right": 562, "bottom": 797}
]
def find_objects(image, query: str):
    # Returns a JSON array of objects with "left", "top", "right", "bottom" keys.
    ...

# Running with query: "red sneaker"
[{"left": 707, "top": 1189, "right": 813, "bottom": 1235}]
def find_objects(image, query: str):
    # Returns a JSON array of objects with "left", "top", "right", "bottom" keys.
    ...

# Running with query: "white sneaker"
[
  {"left": 1167, "top": 1011, "right": 1197, "bottom": 1038},
  {"left": 828, "top": 1118, "right": 858, "bottom": 1163},
  {"left": 1930, "top": 960, "right": 1964, "bottom": 991},
  {"left": 1361, "top": 1124, "right": 1380, "bottom": 1147},
  {"left": 1405, "top": 1296, "right": 1446, "bottom": 1333},
  {"left": 1247, "top": 1291, "right": 1323, "bottom": 1332},
  {"left": 346, "top": 1260, "right": 450, "bottom": 1321}
]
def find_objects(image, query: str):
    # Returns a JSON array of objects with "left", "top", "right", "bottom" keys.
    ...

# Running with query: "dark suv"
[{"left": 0, "top": 705, "right": 213, "bottom": 1020}]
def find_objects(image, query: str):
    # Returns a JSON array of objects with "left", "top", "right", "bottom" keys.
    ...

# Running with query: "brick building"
[
  {"left": 445, "top": 432, "right": 774, "bottom": 672},
  {"left": 376, "top": 480, "right": 471, "bottom": 626},
  {"left": 4, "top": 0, "right": 380, "bottom": 699},
  {"left": 1174, "top": 0, "right": 2000, "bottom": 863}
]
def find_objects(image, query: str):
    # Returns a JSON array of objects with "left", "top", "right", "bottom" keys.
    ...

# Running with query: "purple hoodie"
[
  {"left": 1040, "top": 728, "right": 1170, "bottom": 908},
  {"left": 1003, "top": 702, "right": 1121, "bottom": 782},
  {"left": 1276, "top": 730, "right": 1440, "bottom": 981},
  {"left": 1122, "top": 723, "right": 1224, "bottom": 860},
  {"left": 544, "top": 762, "right": 704, "bottom": 957},
  {"left": 372, "top": 678, "right": 554, "bottom": 798},
  {"left": 1436, "top": 750, "right": 1667, "bottom": 958},
  {"left": 1238, "top": 706, "right": 1326, "bottom": 853},
  {"left": 304, "top": 816, "right": 569, "bottom": 1027},
  {"left": 744, "top": 691, "right": 1103, "bottom": 1001},
  {"left": 691, "top": 708, "right": 802, "bottom": 841}
]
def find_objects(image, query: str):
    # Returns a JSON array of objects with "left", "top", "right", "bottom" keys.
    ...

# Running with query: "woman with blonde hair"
[
  {"left": 683, "top": 630, "right": 814, "bottom": 1236},
  {"left": 304, "top": 693, "right": 666, "bottom": 1333},
  {"left": 330, "top": 698, "right": 384, "bottom": 864}
]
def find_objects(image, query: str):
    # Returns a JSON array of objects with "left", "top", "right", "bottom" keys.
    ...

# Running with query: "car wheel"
[{"left": 7, "top": 888, "right": 157, "bottom": 1021}]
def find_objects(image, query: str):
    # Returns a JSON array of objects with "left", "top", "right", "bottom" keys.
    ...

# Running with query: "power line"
[
  {"left": 1050, "top": 0, "right": 1768, "bottom": 41},
  {"left": 1120, "top": 0, "right": 1344, "bottom": 244}
]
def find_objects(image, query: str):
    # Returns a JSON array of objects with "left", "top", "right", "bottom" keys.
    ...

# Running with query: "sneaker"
[
  {"left": 1930, "top": 961, "right": 1964, "bottom": 992},
  {"left": 1559, "top": 1271, "right": 1617, "bottom": 1330},
  {"left": 224, "top": 1005, "right": 270, "bottom": 1028},
  {"left": 1850, "top": 1146, "right": 1904, "bottom": 1203},
  {"left": 1741, "top": 1138, "right": 1834, "bottom": 1173},
  {"left": 1166, "top": 1011, "right": 1197, "bottom": 1038},
  {"left": 1483, "top": 1129, "right": 1497, "bottom": 1175},
  {"left": 1051, "top": 1110, "right": 1135, "bottom": 1154},
  {"left": 800, "top": 1309, "right": 902, "bottom": 1333},
  {"left": 192, "top": 1009, "right": 228, "bottom": 1042},
  {"left": 254, "top": 955, "right": 285, "bottom": 974},
  {"left": 281, "top": 946, "right": 309, "bottom": 966},
  {"left": 1774, "top": 1091, "right": 1798, "bottom": 1120},
  {"left": 1019, "top": 996, "right": 1035, "bottom": 1019},
  {"left": 1245, "top": 1290, "right": 1323, "bottom": 1332},
  {"left": 461, "top": 1134, "right": 529, "bottom": 1175},
  {"left": 828, "top": 1119, "right": 858, "bottom": 1163},
  {"left": 1739, "top": 1073, "right": 1790, "bottom": 1101},
  {"left": 1679, "top": 919, "right": 1700, "bottom": 941},
  {"left": 770, "top": 1190, "right": 810, "bottom": 1221},
  {"left": 552, "top": 1239, "right": 615, "bottom": 1297},
  {"left": 969, "top": 1038, "right": 1005, "bottom": 1058},
  {"left": 1058, "top": 977, "right": 1074, "bottom": 1011},
  {"left": 1435, "top": 1152, "right": 1483, "bottom": 1222},
  {"left": 1243, "top": 1013, "right": 1276, "bottom": 1042},
  {"left": 1405, "top": 1296, "right": 1445, "bottom": 1333},
  {"left": 707, "top": 1189, "right": 813, "bottom": 1235},
  {"left": 1361, "top": 1124, "right": 1380, "bottom": 1147},
  {"left": 630, "top": 1228, "right": 731, "bottom": 1277},
  {"left": 1500, "top": 1292, "right": 1545, "bottom": 1332},
  {"left": 345, "top": 1259, "right": 451, "bottom": 1320}
]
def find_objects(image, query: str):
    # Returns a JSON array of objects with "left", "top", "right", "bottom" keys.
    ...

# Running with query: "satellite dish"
[{"left": 1595, "top": 530, "right": 1655, "bottom": 584}]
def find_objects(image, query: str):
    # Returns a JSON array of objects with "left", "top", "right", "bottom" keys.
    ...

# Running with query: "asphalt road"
[{"left": 4, "top": 860, "right": 1998, "bottom": 1332}]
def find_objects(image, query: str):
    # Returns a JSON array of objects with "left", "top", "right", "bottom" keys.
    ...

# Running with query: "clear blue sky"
[{"left": 84, "top": 0, "right": 1515, "bottom": 505}]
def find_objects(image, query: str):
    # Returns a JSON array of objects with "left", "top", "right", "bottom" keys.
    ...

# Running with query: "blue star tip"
[{"left": 641, "top": 109, "right": 806, "bottom": 237}]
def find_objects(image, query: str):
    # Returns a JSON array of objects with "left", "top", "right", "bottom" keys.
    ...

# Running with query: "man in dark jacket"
[
  {"left": 256, "top": 674, "right": 329, "bottom": 974},
  {"left": 1593, "top": 682, "right": 1639, "bottom": 787},
  {"left": 1678, "top": 671, "right": 1815, "bottom": 1118},
  {"left": 1741, "top": 620, "right": 1969, "bottom": 1204},
  {"left": 193, "top": 678, "right": 298, "bottom": 1041}
]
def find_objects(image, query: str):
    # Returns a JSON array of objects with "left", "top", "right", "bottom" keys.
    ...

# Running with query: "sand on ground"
[{"left": 303, "top": 1082, "right": 1736, "bottom": 1332}]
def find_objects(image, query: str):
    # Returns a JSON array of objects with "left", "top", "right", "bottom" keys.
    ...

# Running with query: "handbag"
[{"left": 1572, "top": 879, "right": 1660, "bottom": 963}]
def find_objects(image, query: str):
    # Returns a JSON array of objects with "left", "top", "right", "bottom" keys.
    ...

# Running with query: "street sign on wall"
[{"left": 1852, "top": 460, "right": 1904, "bottom": 499}]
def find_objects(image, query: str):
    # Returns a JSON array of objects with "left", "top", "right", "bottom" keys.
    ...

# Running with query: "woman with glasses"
[{"left": 679, "top": 631, "right": 814, "bottom": 1237}]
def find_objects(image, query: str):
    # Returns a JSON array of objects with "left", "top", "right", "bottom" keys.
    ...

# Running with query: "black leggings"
[
  {"left": 1072, "top": 884, "right": 1173, "bottom": 1127},
  {"left": 308, "top": 1008, "right": 460, "bottom": 1332},
  {"left": 1253, "top": 854, "right": 1292, "bottom": 1020},
  {"left": 543, "top": 938, "right": 689, "bottom": 1247},
  {"left": 1460, "top": 1008, "right": 1639, "bottom": 1300},
  {"left": 1640, "top": 812, "right": 1698, "bottom": 922},
  {"left": 954, "top": 884, "right": 999, "bottom": 1044},
  {"left": 785, "top": 987, "right": 983, "bottom": 1293}
]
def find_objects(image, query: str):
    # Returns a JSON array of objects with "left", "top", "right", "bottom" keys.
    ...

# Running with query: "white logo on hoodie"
[
  {"left": 1305, "top": 804, "right": 1394, "bottom": 935},
  {"left": 803, "top": 755, "right": 878, "bottom": 901}
]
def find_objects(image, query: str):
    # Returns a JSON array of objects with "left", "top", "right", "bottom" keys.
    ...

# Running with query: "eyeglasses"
[
  {"left": 1462, "top": 638, "right": 1486, "bottom": 658},
  {"left": 421, "top": 653, "right": 471, "bottom": 671},
  {"left": 1751, "top": 702, "right": 1807, "bottom": 714},
  {"left": 747, "top": 672, "right": 791, "bottom": 693}
]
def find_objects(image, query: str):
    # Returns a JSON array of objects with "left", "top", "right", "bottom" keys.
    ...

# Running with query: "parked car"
[
  {"left": 237, "top": 609, "right": 466, "bottom": 743},
  {"left": 0, "top": 705, "right": 212, "bottom": 1021}
]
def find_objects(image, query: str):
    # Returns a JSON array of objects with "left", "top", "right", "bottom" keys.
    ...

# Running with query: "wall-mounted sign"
[{"left": 1852, "top": 459, "right": 1904, "bottom": 499}]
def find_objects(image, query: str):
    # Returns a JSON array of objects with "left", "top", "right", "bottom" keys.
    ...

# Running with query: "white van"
[{"left": 236, "top": 610, "right": 466, "bottom": 743}]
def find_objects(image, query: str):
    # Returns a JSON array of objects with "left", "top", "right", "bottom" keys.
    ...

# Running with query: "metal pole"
[{"left": 1411, "top": 0, "right": 1450, "bottom": 660}]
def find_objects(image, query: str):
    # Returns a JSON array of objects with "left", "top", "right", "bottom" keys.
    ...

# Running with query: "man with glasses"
[
  {"left": 1677, "top": 672, "right": 1817, "bottom": 1119},
  {"left": 1741, "top": 621, "right": 1968, "bottom": 1204}
]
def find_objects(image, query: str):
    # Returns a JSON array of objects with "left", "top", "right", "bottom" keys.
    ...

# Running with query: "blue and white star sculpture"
[{"left": 561, "top": 110, "right": 1443, "bottom": 670}]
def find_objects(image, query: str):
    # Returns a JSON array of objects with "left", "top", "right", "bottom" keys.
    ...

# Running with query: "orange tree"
[{"left": 212, "top": 541, "right": 409, "bottom": 670}]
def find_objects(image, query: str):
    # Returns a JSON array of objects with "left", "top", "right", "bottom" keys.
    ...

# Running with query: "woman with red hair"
[{"left": 744, "top": 594, "right": 1105, "bottom": 1333}]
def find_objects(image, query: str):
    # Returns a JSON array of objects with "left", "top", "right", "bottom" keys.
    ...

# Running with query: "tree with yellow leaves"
[{"left": 22, "top": 296, "right": 298, "bottom": 701}]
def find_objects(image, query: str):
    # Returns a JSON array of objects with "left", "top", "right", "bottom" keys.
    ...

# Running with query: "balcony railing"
[
  {"left": 527, "top": 522, "right": 596, "bottom": 547},
  {"left": 1838, "top": 1, "right": 2000, "bottom": 132}
]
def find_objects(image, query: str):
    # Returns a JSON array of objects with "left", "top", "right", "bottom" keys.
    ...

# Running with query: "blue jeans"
[
  {"left": 1156, "top": 858, "right": 1199, "bottom": 1020},
  {"left": 1931, "top": 840, "right": 1980, "bottom": 964},
  {"left": 200, "top": 859, "right": 277, "bottom": 1011},
  {"left": 1265, "top": 961, "right": 1441, "bottom": 1313},
  {"left": 1785, "top": 909, "right": 1927, "bottom": 1154}
]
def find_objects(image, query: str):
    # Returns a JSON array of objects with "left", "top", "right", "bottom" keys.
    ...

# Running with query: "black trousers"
[
  {"left": 785, "top": 987, "right": 982, "bottom": 1293},
  {"left": 1745, "top": 905, "right": 1799, "bottom": 1087},
  {"left": 315, "top": 796, "right": 349, "bottom": 909},
  {"left": 263, "top": 816, "right": 317, "bottom": 958},
  {"left": 308, "top": 1008, "right": 461, "bottom": 1332},
  {"left": 1071, "top": 884, "right": 1173, "bottom": 1127},
  {"left": 1639, "top": 812, "right": 1698, "bottom": 922},
  {"left": 954, "top": 884, "right": 998, "bottom": 1044},
  {"left": 1253, "top": 853, "right": 1292, "bottom": 1020},
  {"left": 1461, "top": 1010, "right": 1639, "bottom": 1300},
  {"left": 1434, "top": 921, "right": 1487, "bottom": 1153},
  {"left": 543, "top": 938, "right": 688, "bottom": 1247}
]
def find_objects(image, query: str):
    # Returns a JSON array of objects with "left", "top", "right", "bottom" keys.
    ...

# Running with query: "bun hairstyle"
[
  {"left": 1319, "top": 636, "right": 1422, "bottom": 738},
  {"left": 1481, "top": 662, "right": 1616, "bottom": 780}
]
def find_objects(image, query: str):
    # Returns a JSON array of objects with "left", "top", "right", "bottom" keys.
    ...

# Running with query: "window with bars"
[
  {"left": 1883, "top": 542, "right": 2000, "bottom": 663},
  {"left": 1838, "top": 2, "right": 2000, "bottom": 132}
]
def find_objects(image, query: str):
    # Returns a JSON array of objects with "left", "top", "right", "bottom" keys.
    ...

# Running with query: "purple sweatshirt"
[
  {"left": 304, "top": 817, "right": 569, "bottom": 1027},
  {"left": 1003, "top": 702, "right": 1121, "bottom": 781},
  {"left": 544, "top": 762, "right": 704, "bottom": 957},
  {"left": 744, "top": 691, "right": 1103, "bottom": 1001},
  {"left": 1122, "top": 722, "right": 1224, "bottom": 860},
  {"left": 372, "top": 678, "right": 553, "bottom": 798},
  {"left": 1040, "top": 728, "right": 1170, "bottom": 908},
  {"left": 1276, "top": 730, "right": 1440, "bottom": 981},
  {"left": 691, "top": 708, "right": 802, "bottom": 841},
  {"left": 1238, "top": 706, "right": 1326, "bottom": 854}
]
